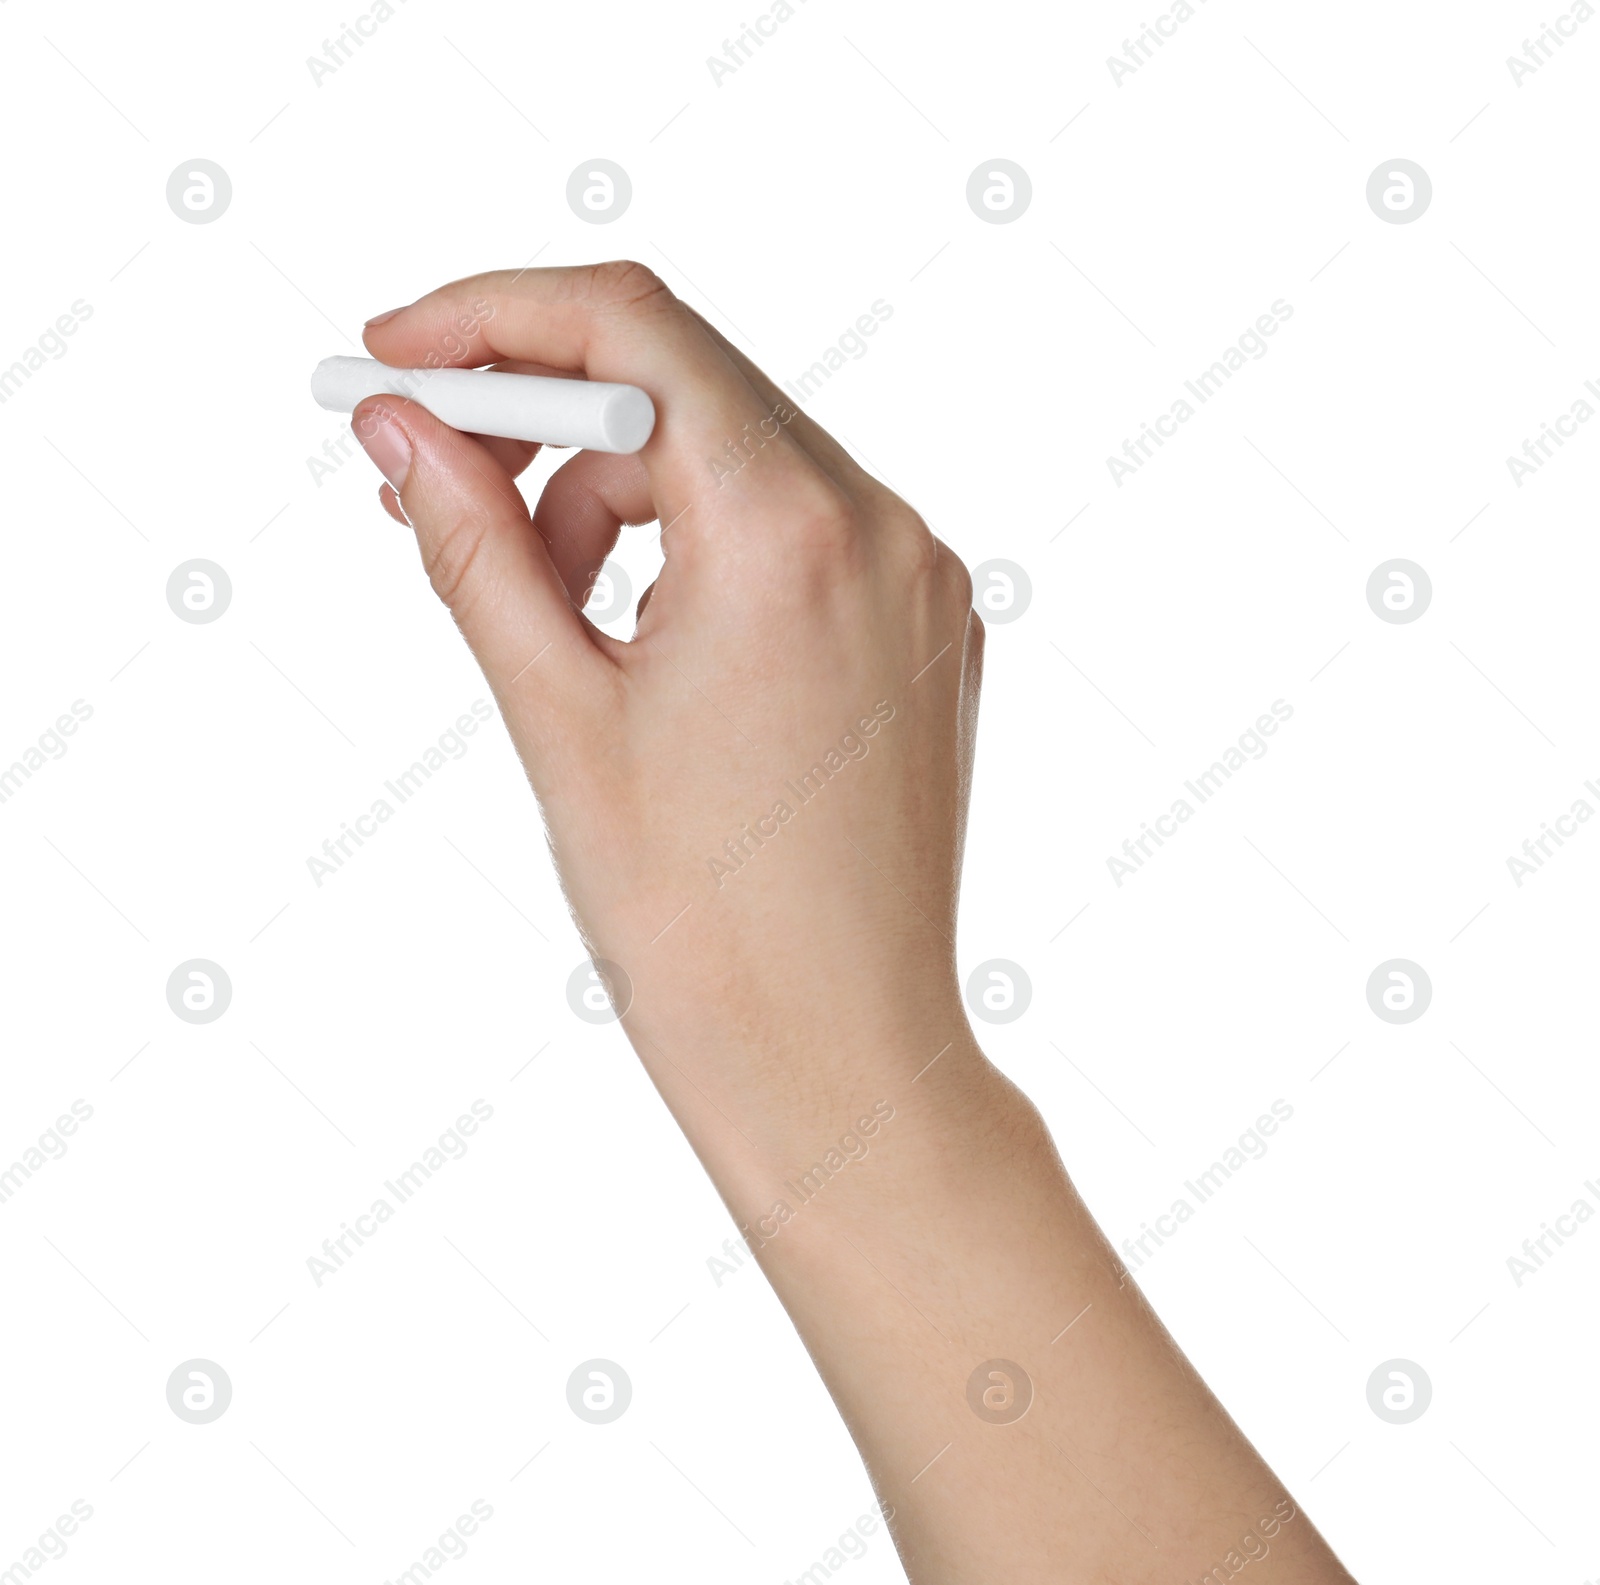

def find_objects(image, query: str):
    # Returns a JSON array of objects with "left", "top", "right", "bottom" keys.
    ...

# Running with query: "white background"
[{"left": 1, "top": 0, "right": 1596, "bottom": 1580}]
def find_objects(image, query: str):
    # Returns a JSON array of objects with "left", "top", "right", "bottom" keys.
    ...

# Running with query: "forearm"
[
  {"left": 351, "top": 262, "right": 1358, "bottom": 1583},
  {"left": 646, "top": 1023, "right": 1355, "bottom": 1584}
]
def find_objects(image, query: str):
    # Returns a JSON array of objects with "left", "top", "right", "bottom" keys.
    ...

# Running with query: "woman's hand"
[
  {"left": 356, "top": 261, "right": 983, "bottom": 1169},
  {"left": 353, "top": 261, "right": 1357, "bottom": 1585}
]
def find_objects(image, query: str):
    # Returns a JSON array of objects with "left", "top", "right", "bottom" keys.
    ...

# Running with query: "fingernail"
[
  {"left": 353, "top": 410, "right": 412, "bottom": 492},
  {"left": 364, "top": 306, "right": 406, "bottom": 326}
]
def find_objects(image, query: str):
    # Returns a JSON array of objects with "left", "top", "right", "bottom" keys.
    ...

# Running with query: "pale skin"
[{"left": 350, "top": 261, "right": 1358, "bottom": 1584}]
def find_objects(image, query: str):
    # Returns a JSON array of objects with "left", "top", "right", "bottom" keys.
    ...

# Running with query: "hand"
[
  {"left": 353, "top": 261, "right": 1357, "bottom": 1585},
  {"left": 356, "top": 261, "right": 983, "bottom": 1165}
]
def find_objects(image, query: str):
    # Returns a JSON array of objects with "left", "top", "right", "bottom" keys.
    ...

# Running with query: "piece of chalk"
[{"left": 310, "top": 356, "right": 655, "bottom": 454}]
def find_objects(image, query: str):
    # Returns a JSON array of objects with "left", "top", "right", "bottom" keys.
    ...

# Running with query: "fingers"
[
  {"left": 351, "top": 396, "right": 611, "bottom": 741},
  {"left": 362, "top": 262, "right": 825, "bottom": 529},
  {"left": 471, "top": 434, "right": 541, "bottom": 478},
  {"left": 378, "top": 481, "right": 408, "bottom": 525},
  {"left": 531, "top": 450, "right": 653, "bottom": 613}
]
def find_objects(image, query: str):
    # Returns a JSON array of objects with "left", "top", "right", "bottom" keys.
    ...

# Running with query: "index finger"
[{"left": 362, "top": 261, "right": 812, "bottom": 516}]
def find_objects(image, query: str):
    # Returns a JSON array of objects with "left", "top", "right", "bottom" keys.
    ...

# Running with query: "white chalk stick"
[{"left": 310, "top": 356, "right": 655, "bottom": 454}]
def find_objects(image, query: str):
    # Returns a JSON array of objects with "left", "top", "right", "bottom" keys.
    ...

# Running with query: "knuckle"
[
  {"left": 583, "top": 259, "right": 676, "bottom": 315},
  {"left": 935, "top": 539, "right": 974, "bottom": 606},
  {"left": 422, "top": 508, "right": 493, "bottom": 617},
  {"left": 879, "top": 501, "right": 942, "bottom": 577},
  {"left": 709, "top": 475, "right": 863, "bottom": 600},
  {"left": 786, "top": 478, "right": 859, "bottom": 546}
]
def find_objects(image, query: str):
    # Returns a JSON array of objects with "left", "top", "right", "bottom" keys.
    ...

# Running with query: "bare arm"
[{"left": 352, "top": 260, "right": 1357, "bottom": 1583}]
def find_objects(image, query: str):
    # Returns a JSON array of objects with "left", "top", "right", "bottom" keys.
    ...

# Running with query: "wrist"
[
  {"left": 627, "top": 972, "right": 974, "bottom": 1139},
  {"left": 714, "top": 1039, "right": 1066, "bottom": 1298},
  {"left": 633, "top": 1013, "right": 1029, "bottom": 1239}
]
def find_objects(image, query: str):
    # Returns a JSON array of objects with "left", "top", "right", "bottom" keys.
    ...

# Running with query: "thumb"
[{"left": 351, "top": 395, "right": 613, "bottom": 744}]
